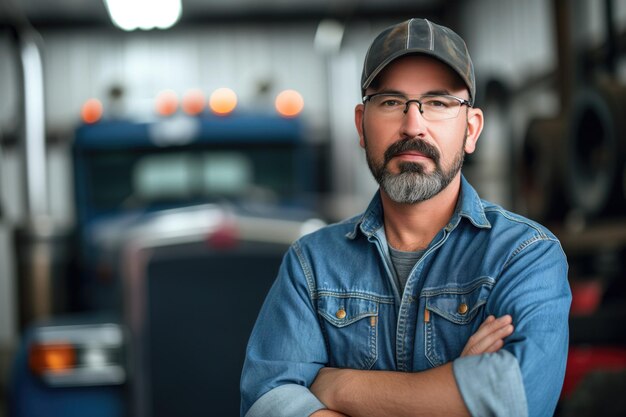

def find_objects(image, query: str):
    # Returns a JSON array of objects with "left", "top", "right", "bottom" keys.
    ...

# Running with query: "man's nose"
[{"left": 401, "top": 100, "right": 427, "bottom": 137}]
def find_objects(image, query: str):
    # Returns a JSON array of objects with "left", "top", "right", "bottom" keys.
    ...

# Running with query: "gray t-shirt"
[{"left": 388, "top": 245, "right": 426, "bottom": 293}]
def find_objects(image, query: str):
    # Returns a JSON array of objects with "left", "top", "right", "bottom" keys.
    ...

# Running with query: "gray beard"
[
  {"left": 365, "top": 135, "right": 466, "bottom": 204},
  {"left": 380, "top": 164, "right": 454, "bottom": 203}
]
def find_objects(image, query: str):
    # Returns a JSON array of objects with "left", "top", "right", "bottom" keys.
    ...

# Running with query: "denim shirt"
[{"left": 241, "top": 177, "right": 571, "bottom": 417}]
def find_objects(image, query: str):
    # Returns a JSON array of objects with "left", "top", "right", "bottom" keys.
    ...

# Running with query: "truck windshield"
[{"left": 83, "top": 144, "right": 304, "bottom": 213}]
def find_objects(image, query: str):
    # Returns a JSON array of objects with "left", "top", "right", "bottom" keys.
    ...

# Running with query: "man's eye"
[
  {"left": 380, "top": 99, "right": 403, "bottom": 107},
  {"left": 423, "top": 98, "right": 450, "bottom": 108}
]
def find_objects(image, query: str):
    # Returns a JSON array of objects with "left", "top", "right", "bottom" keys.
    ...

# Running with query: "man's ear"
[
  {"left": 464, "top": 107, "right": 484, "bottom": 155},
  {"left": 355, "top": 103, "right": 365, "bottom": 148}
]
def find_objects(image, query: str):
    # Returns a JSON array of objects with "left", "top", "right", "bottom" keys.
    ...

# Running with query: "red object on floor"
[
  {"left": 569, "top": 280, "right": 603, "bottom": 316},
  {"left": 562, "top": 346, "right": 626, "bottom": 398}
]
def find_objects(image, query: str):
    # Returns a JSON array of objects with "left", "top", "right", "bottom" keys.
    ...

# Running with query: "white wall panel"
[
  {"left": 41, "top": 24, "right": 328, "bottom": 128},
  {"left": 459, "top": 0, "right": 556, "bottom": 88}
]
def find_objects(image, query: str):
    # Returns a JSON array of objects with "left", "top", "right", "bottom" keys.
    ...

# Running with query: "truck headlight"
[{"left": 28, "top": 323, "right": 126, "bottom": 387}]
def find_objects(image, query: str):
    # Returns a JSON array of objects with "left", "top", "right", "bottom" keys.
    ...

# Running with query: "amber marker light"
[
  {"left": 209, "top": 88, "right": 237, "bottom": 116},
  {"left": 182, "top": 89, "right": 206, "bottom": 116},
  {"left": 81, "top": 98, "right": 103, "bottom": 124},
  {"left": 29, "top": 342, "right": 77, "bottom": 375},
  {"left": 155, "top": 90, "right": 179, "bottom": 116},
  {"left": 275, "top": 89, "right": 304, "bottom": 118}
]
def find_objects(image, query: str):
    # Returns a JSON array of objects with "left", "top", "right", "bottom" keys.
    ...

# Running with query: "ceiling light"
[
  {"left": 103, "top": 0, "right": 182, "bottom": 31},
  {"left": 275, "top": 90, "right": 304, "bottom": 118},
  {"left": 209, "top": 88, "right": 238, "bottom": 116}
]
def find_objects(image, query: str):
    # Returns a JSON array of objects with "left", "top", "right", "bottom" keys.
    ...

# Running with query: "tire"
[{"left": 566, "top": 81, "right": 626, "bottom": 218}]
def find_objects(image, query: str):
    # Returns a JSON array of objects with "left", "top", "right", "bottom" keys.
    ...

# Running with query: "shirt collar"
[
  {"left": 346, "top": 175, "right": 491, "bottom": 240},
  {"left": 451, "top": 175, "right": 491, "bottom": 229}
]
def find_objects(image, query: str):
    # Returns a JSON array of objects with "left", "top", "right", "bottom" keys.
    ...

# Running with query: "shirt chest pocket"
[
  {"left": 422, "top": 278, "right": 494, "bottom": 367},
  {"left": 317, "top": 295, "right": 378, "bottom": 370}
]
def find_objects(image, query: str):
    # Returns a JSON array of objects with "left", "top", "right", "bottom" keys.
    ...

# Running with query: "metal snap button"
[
  {"left": 336, "top": 309, "right": 347, "bottom": 319},
  {"left": 458, "top": 303, "right": 469, "bottom": 315}
]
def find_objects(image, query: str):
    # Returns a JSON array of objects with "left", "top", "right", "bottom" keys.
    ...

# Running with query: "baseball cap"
[{"left": 361, "top": 18, "right": 476, "bottom": 105}]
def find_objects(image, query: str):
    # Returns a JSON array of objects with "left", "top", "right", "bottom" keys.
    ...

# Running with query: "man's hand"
[{"left": 461, "top": 314, "right": 513, "bottom": 357}]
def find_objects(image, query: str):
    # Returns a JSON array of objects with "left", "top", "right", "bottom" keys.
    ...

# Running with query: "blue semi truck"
[{"left": 8, "top": 109, "right": 326, "bottom": 417}]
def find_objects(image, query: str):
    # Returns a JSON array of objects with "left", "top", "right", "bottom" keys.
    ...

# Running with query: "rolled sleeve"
[
  {"left": 487, "top": 238, "right": 571, "bottom": 417},
  {"left": 245, "top": 384, "right": 326, "bottom": 417},
  {"left": 453, "top": 350, "right": 528, "bottom": 417}
]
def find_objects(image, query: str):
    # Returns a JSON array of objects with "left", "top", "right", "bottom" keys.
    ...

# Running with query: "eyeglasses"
[{"left": 362, "top": 93, "right": 472, "bottom": 121}]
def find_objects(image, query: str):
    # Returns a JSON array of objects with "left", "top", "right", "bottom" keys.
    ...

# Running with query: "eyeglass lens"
[{"left": 367, "top": 94, "right": 465, "bottom": 121}]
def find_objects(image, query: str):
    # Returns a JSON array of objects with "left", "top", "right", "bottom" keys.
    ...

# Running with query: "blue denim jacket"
[{"left": 241, "top": 177, "right": 571, "bottom": 417}]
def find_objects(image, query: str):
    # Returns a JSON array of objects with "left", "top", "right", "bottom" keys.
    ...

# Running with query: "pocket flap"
[
  {"left": 423, "top": 278, "right": 493, "bottom": 324},
  {"left": 318, "top": 295, "right": 378, "bottom": 328}
]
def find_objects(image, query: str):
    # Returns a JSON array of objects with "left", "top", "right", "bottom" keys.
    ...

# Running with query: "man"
[{"left": 240, "top": 18, "right": 571, "bottom": 417}]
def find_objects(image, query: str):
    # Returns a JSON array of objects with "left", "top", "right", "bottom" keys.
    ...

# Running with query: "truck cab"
[{"left": 9, "top": 108, "right": 326, "bottom": 417}]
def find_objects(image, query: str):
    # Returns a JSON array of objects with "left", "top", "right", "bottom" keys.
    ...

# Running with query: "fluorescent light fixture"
[
  {"left": 314, "top": 19, "right": 344, "bottom": 54},
  {"left": 104, "top": 0, "right": 182, "bottom": 31}
]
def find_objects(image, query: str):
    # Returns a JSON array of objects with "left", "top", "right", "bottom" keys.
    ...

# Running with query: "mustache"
[{"left": 383, "top": 138, "right": 440, "bottom": 166}]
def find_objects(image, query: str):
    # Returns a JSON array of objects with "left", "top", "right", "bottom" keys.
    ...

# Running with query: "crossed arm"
[{"left": 309, "top": 315, "right": 514, "bottom": 417}]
